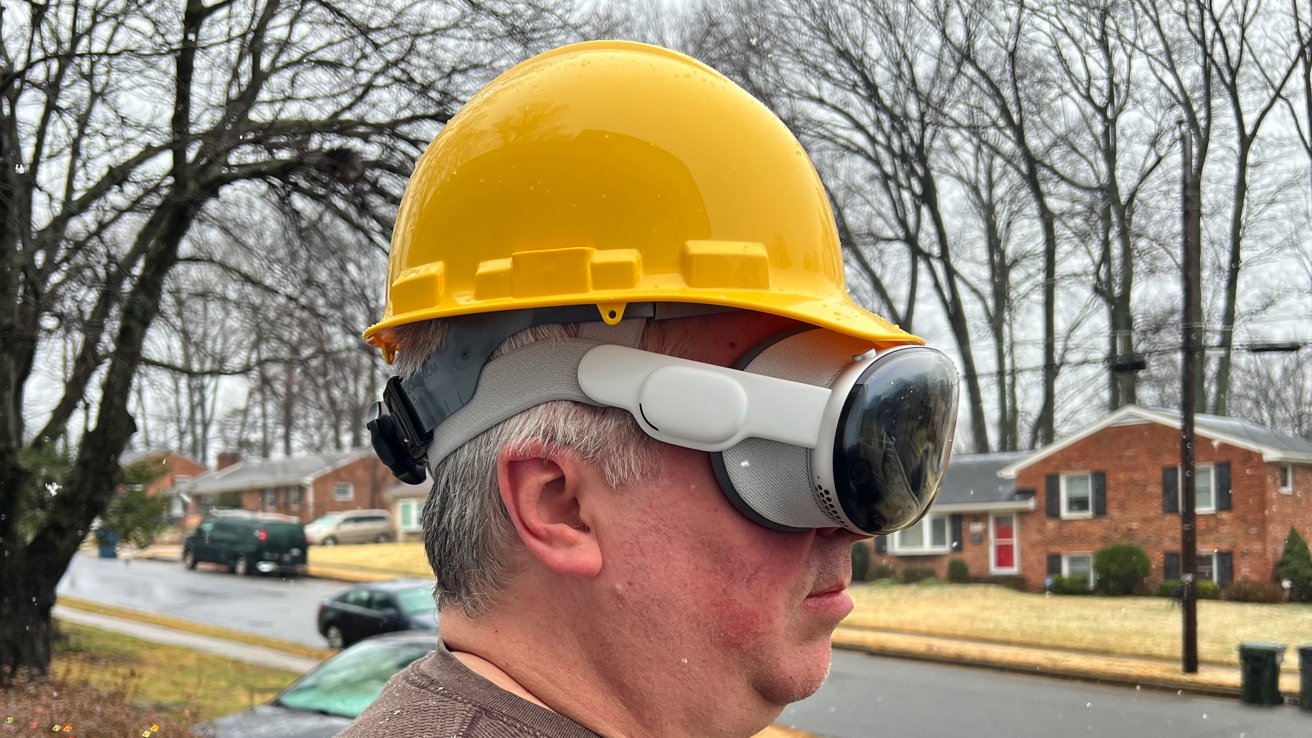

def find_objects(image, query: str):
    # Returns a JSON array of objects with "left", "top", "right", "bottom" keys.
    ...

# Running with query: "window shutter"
[
  {"left": 1217, "top": 551, "right": 1234, "bottom": 587},
  {"left": 1165, "top": 552, "right": 1181, "bottom": 581},
  {"left": 1047, "top": 554, "right": 1061, "bottom": 575},
  {"left": 1046, "top": 474, "right": 1060, "bottom": 517},
  {"left": 1163, "top": 467, "right": 1179, "bottom": 514},
  {"left": 874, "top": 536, "right": 887, "bottom": 554},
  {"left": 950, "top": 514, "right": 964, "bottom": 551},
  {"left": 1216, "top": 462, "right": 1232, "bottom": 511},
  {"left": 1092, "top": 472, "right": 1107, "bottom": 517}
]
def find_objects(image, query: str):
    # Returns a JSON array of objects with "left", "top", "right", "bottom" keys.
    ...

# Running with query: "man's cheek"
[{"left": 709, "top": 570, "right": 785, "bottom": 648}]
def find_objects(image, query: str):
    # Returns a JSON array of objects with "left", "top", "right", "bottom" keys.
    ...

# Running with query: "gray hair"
[{"left": 388, "top": 318, "right": 674, "bottom": 618}]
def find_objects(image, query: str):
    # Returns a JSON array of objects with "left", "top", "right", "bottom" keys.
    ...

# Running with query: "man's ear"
[{"left": 497, "top": 442, "right": 604, "bottom": 578}]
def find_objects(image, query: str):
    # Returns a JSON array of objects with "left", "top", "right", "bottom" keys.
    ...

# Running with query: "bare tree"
[
  {"left": 0, "top": 0, "right": 580, "bottom": 679},
  {"left": 946, "top": 137, "right": 1034, "bottom": 450},
  {"left": 1031, "top": 1, "right": 1174, "bottom": 411},
  {"left": 1228, "top": 350, "right": 1312, "bottom": 436},
  {"left": 1202, "top": 0, "right": 1308, "bottom": 415},
  {"left": 764, "top": 0, "right": 997, "bottom": 452},
  {"left": 934, "top": 0, "right": 1066, "bottom": 447}
]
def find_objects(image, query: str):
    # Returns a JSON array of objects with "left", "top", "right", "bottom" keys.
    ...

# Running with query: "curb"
[
  {"left": 831, "top": 637, "right": 1239, "bottom": 700},
  {"left": 831, "top": 628, "right": 1303, "bottom": 704}
]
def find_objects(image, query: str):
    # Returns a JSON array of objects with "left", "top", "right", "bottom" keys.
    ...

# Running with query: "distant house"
[
  {"left": 180, "top": 448, "right": 393, "bottom": 526},
  {"left": 872, "top": 405, "right": 1312, "bottom": 592},
  {"left": 869, "top": 450, "right": 1036, "bottom": 581},
  {"left": 385, "top": 480, "right": 431, "bottom": 542},
  {"left": 1003, "top": 405, "right": 1312, "bottom": 591},
  {"left": 118, "top": 449, "right": 207, "bottom": 521}
]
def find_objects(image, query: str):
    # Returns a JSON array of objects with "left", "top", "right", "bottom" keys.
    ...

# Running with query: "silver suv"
[{"left": 305, "top": 510, "right": 395, "bottom": 545}]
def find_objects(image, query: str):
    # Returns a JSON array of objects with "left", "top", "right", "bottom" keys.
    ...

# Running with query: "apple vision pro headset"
[{"left": 368, "top": 305, "right": 959, "bottom": 536}]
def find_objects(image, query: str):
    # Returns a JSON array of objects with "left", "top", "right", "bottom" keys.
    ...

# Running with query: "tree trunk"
[
  {"left": 0, "top": 553, "right": 56, "bottom": 684},
  {"left": 1210, "top": 140, "right": 1251, "bottom": 417},
  {"left": 0, "top": 190, "right": 202, "bottom": 678}
]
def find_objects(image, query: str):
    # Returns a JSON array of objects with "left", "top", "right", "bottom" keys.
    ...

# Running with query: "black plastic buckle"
[{"left": 366, "top": 394, "right": 427, "bottom": 485}]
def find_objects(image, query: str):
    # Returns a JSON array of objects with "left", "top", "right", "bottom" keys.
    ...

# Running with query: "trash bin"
[
  {"left": 1239, "top": 642, "right": 1286, "bottom": 706},
  {"left": 1300, "top": 645, "right": 1312, "bottom": 713},
  {"left": 96, "top": 529, "right": 119, "bottom": 559}
]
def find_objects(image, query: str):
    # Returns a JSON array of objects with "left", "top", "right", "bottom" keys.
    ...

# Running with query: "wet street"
[
  {"left": 57, "top": 554, "right": 350, "bottom": 648},
  {"left": 781, "top": 649, "right": 1309, "bottom": 737}
]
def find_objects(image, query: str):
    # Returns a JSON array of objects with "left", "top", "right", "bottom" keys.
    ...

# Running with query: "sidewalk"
[
  {"left": 117, "top": 546, "right": 1296, "bottom": 704},
  {"left": 53, "top": 604, "right": 321, "bottom": 673}
]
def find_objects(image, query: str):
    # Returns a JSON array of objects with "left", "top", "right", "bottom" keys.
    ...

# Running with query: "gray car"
[{"left": 197, "top": 631, "right": 436, "bottom": 738}]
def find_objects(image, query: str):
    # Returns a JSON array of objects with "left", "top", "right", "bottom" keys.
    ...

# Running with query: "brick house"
[
  {"left": 871, "top": 405, "right": 1312, "bottom": 592},
  {"left": 868, "top": 450, "right": 1037, "bottom": 582},
  {"left": 181, "top": 448, "right": 393, "bottom": 526},
  {"left": 118, "top": 449, "right": 207, "bottom": 521}
]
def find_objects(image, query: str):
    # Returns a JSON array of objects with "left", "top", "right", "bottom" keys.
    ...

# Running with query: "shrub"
[
  {"left": 1275, "top": 528, "right": 1312, "bottom": 603},
  {"left": 947, "top": 559, "right": 970, "bottom": 583},
  {"left": 1157, "top": 579, "right": 1183, "bottom": 598},
  {"left": 1050, "top": 575, "right": 1093, "bottom": 595},
  {"left": 1223, "top": 579, "right": 1287, "bottom": 603},
  {"left": 851, "top": 541, "right": 872, "bottom": 582},
  {"left": 869, "top": 563, "right": 895, "bottom": 580},
  {"left": 898, "top": 566, "right": 937, "bottom": 584},
  {"left": 1093, "top": 543, "right": 1150, "bottom": 596},
  {"left": 1196, "top": 579, "right": 1221, "bottom": 600}
]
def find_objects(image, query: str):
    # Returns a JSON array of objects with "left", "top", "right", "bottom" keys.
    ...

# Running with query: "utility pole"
[{"left": 1180, "top": 123, "right": 1201, "bottom": 674}]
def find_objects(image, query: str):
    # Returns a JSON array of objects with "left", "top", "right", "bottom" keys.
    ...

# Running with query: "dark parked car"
[
  {"left": 183, "top": 510, "right": 308, "bottom": 577},
  {"left": 198, "top": 631, "right": 436, "bottom": 738},
  {"left": 317, "top": 579, "right": 438, "bottom": 649}
]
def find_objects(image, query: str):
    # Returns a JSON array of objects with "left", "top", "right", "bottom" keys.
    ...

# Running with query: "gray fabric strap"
[
  {"left": 577, "top": 318, "right": 646, "bottom": 346},
  {"left": 424, "top": 337, "right": 604, "bottom": 468},
  {"left": 424, "top": 319, "right": 647, "bottom": 469}
]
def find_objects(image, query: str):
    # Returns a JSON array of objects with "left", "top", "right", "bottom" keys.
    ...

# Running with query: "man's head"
[{"left": 363, "top": 40, "right": 958, "bottom": 735}]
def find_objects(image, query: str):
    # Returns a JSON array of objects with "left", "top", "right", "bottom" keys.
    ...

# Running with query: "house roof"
[
  {"left": 999, "top": 404, "right": 1312, "bottom": 478},
  {"left": 930, "top": 451, "right": 1033, "bottom": 512},
  {"left": 183, "top": 448, "right": 373, "bottom": 495},
  {"left": 119, "top": 448, "right": 201, "bottom": 467}
]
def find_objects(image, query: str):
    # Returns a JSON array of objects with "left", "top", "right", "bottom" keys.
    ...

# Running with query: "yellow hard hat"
[{"left": 364, "top": 40, "right": 919, "bottom": 361}]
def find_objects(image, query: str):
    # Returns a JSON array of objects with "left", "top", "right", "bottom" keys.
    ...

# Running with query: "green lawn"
[
  {"left": 51, "top": 620, "right": 301, "bottom": 723},
  {"left": 845, "top": 581, "right": 1312, "bottom": 667},
  {"left": 310, "top": 541, "right": 432, "bottom": 577}
]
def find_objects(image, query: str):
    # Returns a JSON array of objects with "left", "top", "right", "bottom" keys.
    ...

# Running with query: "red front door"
[{"left": 992, "top": 514, "right": 1017, "bottom": 573}]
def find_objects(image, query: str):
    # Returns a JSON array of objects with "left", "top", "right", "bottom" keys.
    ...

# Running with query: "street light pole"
[{"left": 1180, "top": 124, "right": 1201, "bottom": 674}]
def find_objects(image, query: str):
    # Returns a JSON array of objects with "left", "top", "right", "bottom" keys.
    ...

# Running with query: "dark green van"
[{"left": 183, "top": 510, "right": 308, "bottom": 577}]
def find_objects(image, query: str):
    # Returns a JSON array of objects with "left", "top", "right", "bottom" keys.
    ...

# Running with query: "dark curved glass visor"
[{"left": 832, "top": 348, "right": 959, "bottom": 535}]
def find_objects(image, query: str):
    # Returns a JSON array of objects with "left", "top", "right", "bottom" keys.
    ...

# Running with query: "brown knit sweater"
[{"left": 334, "top": 641, "right": 602, "bottom": 738}]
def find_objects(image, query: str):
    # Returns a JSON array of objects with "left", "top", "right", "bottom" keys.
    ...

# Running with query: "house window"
[
  {"left": 1177, "top": 464, "right": 1216, "bottom": 513},
  {"left": 1061, "top": 473, "right": 1092, "bottom": 518},
  {"left": 398, "top": 499, "right": 422, "bottom": 532},
  {"left": 891, "top": 515, "right": 949, "bottom": 554},
  {"left": 1063, "top": 553, "right": 1095, "bottom": 589},
  {"left": 1197, "top": 552, "right": 1216, "bottom": 582},
  {"left": 333, "top": 482, "right": 354, "bottom": 502},
  {"left": 262, "top": 488, "right": 278, "bottom": 509},
  {"left": 1279, "top": 464, "right": 1294, "bottom": 493},
  {"left": 288, "top": 487, "right": 303, "bottom": 509}
]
